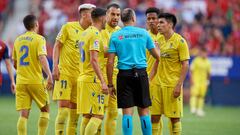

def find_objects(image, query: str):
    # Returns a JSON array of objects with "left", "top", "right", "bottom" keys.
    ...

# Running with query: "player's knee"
[
  {"left": 20, "top": 109, "right": 30, "bottom": 118},
  {"left": 40, "top": 105, "right": 49, "bottom": 112},
  {"left": 151, "top": 115, "right": 161, "bottom": 123},
  {"left": 58, "top": 100, "right": 70, "bottom": 108},
  {"left": 83, "top": 114, "right": 92, "bottom": 119},
  {"left": 69, "top": 102, "right": 77, "bottom": 109},
  {"left": 93, "top": 114, "right": 104, "bottom": 120},
  {"left": 170, "top": 118, "right": 180, "bottom": 123}
]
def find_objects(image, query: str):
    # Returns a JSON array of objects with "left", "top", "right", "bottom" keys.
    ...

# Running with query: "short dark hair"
[
  {"left": 107, "top": 3, "right": 120, "bottom": 10},
  {"left": 91, "top": 8, "right": 107, "bottom": 21},
  {"left": 158, "top": 13, "right": 177, "bottom": 28},
  {"left": 145, "top": 7, "right": 160, "bottom": 16},
  {"left": 200, "top": 46, "right": 207, "bottom": 52},
  {"left": 23, "top": 15, "right": 37, "bottom": 30},
  {"left": 121, "top": 8, "right": 135, "bottom": 23}
]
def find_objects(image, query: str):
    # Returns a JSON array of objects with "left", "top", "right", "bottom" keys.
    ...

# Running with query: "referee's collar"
[{"left": 123, "top": 26, "right": 135, "bottom": 29}]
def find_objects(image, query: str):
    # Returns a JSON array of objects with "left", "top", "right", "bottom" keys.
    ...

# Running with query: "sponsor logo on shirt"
[{"left": 119, "top": 35, "right": 123, "bottom": 40}]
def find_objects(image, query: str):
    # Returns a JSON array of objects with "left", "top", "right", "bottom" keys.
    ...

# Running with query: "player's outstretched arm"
[
  {"left": 90, "top": 50, "right": 108, "bottom": 94},
  {"left": 39, "top": 55, "right": 53, "bottom": 90},
  {"left": 174, "top": 60, "right": 189, "bottom": 98},
  {"left": 5, "top": 58, "right": 15, "bottom": 94},
  {"left": 149, "top": 59, "right": 159, "bottom": 82},
  {"left": 106, "top": 53, "right": 115, "bottom": 86},
  {"left": 52, "top": 40, "right": 62, "bottom": 81}
]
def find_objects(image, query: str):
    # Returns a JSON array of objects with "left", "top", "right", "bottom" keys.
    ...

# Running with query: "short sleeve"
[
  {"left": 178, "top": 38, "right": 190, "bottom": 61},
  {"left": 146, "top": 32, "right": 155, "bottom": 50},
  {"left": 38, "top": 37, "right": 47, "bottom": 56},
  {"left": 3, "top": 46, "right": 10, "bottom": 59},
  {"left": 89, "top": 33, "right": 100, "bottom": 51},
  {"left": 108, "top": 34, "right": 116, "bottom": 53},
  {"left": 56, "top": 24, "right": 68, "bottom": 44}
]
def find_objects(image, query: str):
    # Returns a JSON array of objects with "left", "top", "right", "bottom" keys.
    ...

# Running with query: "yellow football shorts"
[
  {"left": 150, "top": 85, "right": 183, "bottom": 118},
  {"left": 16, "top": 84, "right": 49, "bottom": 111},
  {"left": 53, "top": 74, "right": 78, "bottom": 103},
  {"left": 191, "top": 83, "right": 208, "bottom": 97},
  {"left": 77, "top": 81, "right": 105, "bottom": 115}
]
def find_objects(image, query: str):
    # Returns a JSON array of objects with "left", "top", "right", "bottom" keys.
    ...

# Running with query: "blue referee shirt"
[{"left": 108, "top": 26, "right": 155, "bottom": 70}]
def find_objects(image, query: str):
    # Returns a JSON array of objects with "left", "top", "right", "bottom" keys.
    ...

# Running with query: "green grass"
[{"left": 1, "top": 96, "right": 240, "bottom": 135}]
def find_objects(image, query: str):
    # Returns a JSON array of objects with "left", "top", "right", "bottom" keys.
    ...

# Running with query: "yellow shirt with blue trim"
[
  {"left": 191, "top": 56, "right": 211, "bottom": 85},
  {"left": 56, "top": 21, "right": 84, "bottom": 76},
  {"left": 146, "top": 30, "right": 161, "bottom": 85},
  {"left": 158, "top": 33, "right": 190, "bottom": 87},
  {"left": 101, "top": 24, "right": 120, "bottom": 80},
  {"left": 13, "top": 31, "right": 47, "bottom": 84},
  {"left": 79, "top": 26, "right": 105, "bottom": 83}
]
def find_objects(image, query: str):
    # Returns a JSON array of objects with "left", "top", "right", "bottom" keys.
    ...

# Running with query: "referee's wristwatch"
[{"left": 107, "top": 84, "right": 114, "bottom": 88}]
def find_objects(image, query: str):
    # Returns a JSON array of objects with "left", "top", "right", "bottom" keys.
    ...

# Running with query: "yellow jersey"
[
  {"left": 13, "top": 31, "right": 47, "bottom": 84},
  {"left": 56, "top": 21, "right": 84, "bottom": 76},
  {"left": 146, "top": 30, "right": 161, "bottom": 85},
  {"left": 191, "top": 56, "right": 211, "bottom": 84},
  {"left": 158, "top": 33, "right": 190, "bottom": 87},
  {"left": 101, "top": 24, "right": 121, "bottom": 79},
  {"left": 78, "top": 26, "right": 105, "bottom": 83}
]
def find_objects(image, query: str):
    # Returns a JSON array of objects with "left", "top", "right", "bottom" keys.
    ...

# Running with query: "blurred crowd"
[
  {"left": 0, "top": 0, "right": 15, "bottom": 37},
  {"left": 1, "top": 0, "right": 240, "bottom": 57}
]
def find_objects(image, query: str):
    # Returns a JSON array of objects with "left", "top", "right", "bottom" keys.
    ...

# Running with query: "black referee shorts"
[{"left": 117, "top": 68, "right": 152, "bottom": 108}]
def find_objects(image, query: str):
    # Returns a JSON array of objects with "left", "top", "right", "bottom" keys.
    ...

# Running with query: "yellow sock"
[
  {"left": 198, "top": 97, "right": 204, "bottom": 111},
  {"left": 96, "top": 123, "right": 102, "bottom": 135},
  {"left": 85, "top": 117, "right": 102, "bottom": 135},
  {"left": 104, "top": 108, "right": 118, "bottom": 135},
  {"left": 190, "top": 96, "right": 197, "bottom": 111},
  {"left": 17, "top": 116, "right": 27, "bottom": 135},
  {"left": 38, "top": 112, "right": 49, "bottom": 135},
  {"left": 80, "top": 117, "right": 90, "bottom": 135},
  {"left": 55, "top": 107, "right": 69, "bottom": 135},
  {"left": 152, "top": 122, "right": 160, "bottom": 135},
  {"left": 171, "top": 121, "right": 182, "bottom": 135},
  {"left": 168, "top": 120, "right": 173, "bottom": 135},
  {"left": 67, "top": 109, "right": 79, "bottom": 135}
]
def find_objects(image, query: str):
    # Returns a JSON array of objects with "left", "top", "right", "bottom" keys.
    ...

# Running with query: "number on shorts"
[
  {"left": 61, "top": 80, "right": 67, "bottom": 89},
  {"left": 20, "top": 45, "right": 29, "bottom": 66},
  {"left": 97, "top": 95, "right": 104, "bottom": 104}
]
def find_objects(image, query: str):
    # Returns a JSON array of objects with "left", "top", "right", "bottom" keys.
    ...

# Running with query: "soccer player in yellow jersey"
[
  {"left": 157, "top": 13, "right": 190, "bottom": 135},
  {"left": 52, "top": 3, "right": 95, "bottom": 135},
  {"left": 190, "top": 47, "right": 211, "bottom": 117},
  {"left": 101, "top": 3, "right": 121, "bottom": 135},
  {"left": 78, "top": 8, "right": 108, "bottom": 135},
  {"left": 13, "top": 15, "right": 53, "bottom": 135},
  {"left": 144, "top": 7, "right": 164, "bottom": 135}
]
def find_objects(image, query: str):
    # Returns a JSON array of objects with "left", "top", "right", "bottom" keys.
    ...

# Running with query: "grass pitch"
[{"left": 0, "top": 96, "right": 240, "bottom": 135}]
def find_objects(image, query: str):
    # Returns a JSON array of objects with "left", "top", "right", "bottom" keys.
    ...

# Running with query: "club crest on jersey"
[
  {"left": 180, "top": 39, "right": 184, "bottom": 43},
  {"left": 75, "top": 29, "right": 79, "bottom": 33},
  {"left": 94, "top": 40, "right": 99, "bottom": 48},
  {"left": 118, "top": 35, "right": 123, "bottom": 40}
]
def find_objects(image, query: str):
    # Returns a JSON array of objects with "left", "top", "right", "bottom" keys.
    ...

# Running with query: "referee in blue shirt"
[{"left": 107, "top": 8, "right": 160, "bottom": 135}]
